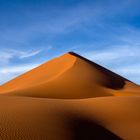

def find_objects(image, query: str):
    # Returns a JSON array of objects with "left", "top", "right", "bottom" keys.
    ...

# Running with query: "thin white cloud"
[
  {"left": 114, "top": 65, "right": 140, "bottom": 75},
  {"left": 19, "top": 50, "right": 42, "bottom": 59},
  {"left": 0, "top": 64, "right": 39, "bottom": 74},
  {"left": 0, "top": 49, "right": 42, "bottom": 65},
  {"left": 113, "top": 65, "right": 140, "bottom": 84},
  {"left": 83, "top": 46, "right": 138, "bottom": 63},
  {"left": 0, "top": 51, "right": 15, "bottom": 65},
  {"left": 0, "top": 63, "right": 39, "bottom": 85}
]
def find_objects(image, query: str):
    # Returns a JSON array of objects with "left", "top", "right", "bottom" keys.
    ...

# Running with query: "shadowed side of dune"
[
  {"left": 69, "top": 52, "right": 130, "bottom": 90},
  {"left": 67, "top": 115, "right": 122, "bottom": 140}
]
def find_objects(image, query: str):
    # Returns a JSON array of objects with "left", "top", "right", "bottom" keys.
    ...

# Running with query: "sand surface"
[{"left": 0, "top": 52, "right": 140, "bottom": 140}]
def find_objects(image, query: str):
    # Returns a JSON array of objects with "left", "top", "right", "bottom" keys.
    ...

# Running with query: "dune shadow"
[
  {"left": 69, "top": 52, "right": 131, "bottom": 90},
  {"left": 68, "top": 116, "right": 122, "bottom": 140}
]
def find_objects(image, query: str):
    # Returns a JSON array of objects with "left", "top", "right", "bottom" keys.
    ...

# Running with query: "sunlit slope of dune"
[
  {"left": 0, "top": 96, "right": 139, "bottom": 140},
  {"left": 0, "top": 52, "right": 77, "bottom": 91},
  {"left": 0, "top": 52, "right": 140, "bottom": 98}
]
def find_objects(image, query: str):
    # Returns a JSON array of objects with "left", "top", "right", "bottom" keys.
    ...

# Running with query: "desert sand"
[{"left": 0, "top": 52, "right": 140, "bottom": 140}]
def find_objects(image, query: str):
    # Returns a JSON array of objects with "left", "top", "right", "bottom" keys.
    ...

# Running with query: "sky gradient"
[{"left": 0, "top": 0, "right": 140, "bottom": 84}]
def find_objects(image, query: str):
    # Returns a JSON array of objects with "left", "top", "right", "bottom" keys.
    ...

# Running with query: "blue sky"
[{"left": 0, "top": 0, "right": 140, "bottom": 84}]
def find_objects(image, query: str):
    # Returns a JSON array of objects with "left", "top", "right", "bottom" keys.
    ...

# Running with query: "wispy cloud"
[
  {"left": 0, "top": 63, "right": 39, "bottom": 85},
  {"left": 83, "top": 45, "right": 139, "bottom": 63},
  {"left": 115, "top": 65, "right": 140, "bottom": 75},
  {"left": 19, "top": 50, "right": 42, "bottom": 59},
  {"left": 0, "top": 49, "right": 42, "bottom": 65},
  {"left": 114, "top": 64, "right": 140, "bottom": 84}
]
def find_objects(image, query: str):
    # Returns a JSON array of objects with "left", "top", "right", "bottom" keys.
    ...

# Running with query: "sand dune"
[
  {"left": 0, "top": 52, "right": 140, "bottom": 140},
  {"left": 0, "top": 52, "right": 140, "bottom": 98}
]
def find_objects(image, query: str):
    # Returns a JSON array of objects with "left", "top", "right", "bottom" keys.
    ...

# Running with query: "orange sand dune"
[
  {"left": 0, "top": 52, "right": 140, "bottom": 140},
  {"left": 0, "top": 96, "right": 139, "bottom": 140},
  {"left": 0, "top": 52, "right": 140, "bottom": 98}
]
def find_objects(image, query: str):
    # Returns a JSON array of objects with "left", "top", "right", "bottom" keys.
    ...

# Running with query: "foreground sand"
[
  {"left": 0, "top": 96, "right": 139, "bottom": 140},
  {"left": 0, "top": 52, "right": 140, "bottom": 140}
]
